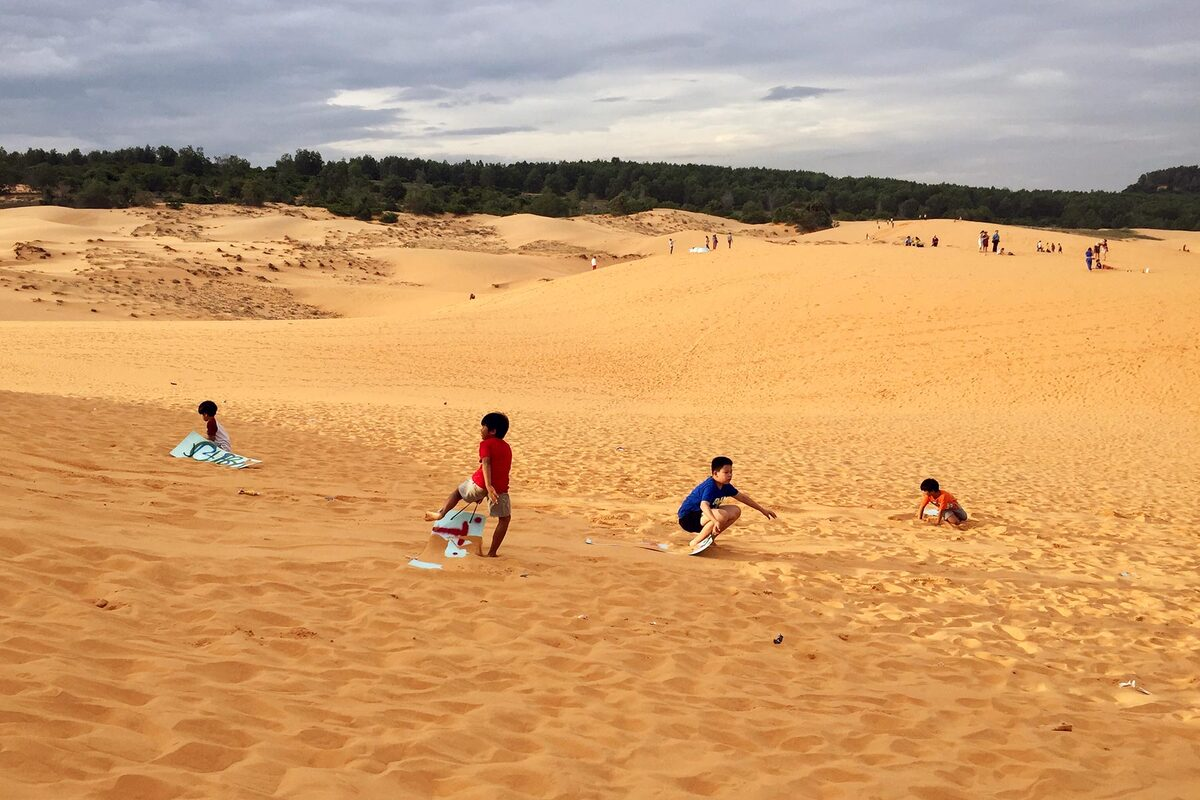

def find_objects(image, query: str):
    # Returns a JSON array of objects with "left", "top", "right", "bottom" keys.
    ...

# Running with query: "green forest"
[{"left": 2, "top": 146, "right": 1198, "bottom": 232}]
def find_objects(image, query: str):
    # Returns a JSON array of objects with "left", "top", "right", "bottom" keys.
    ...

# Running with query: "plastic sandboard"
[{"left": 689, "top": 535, "right": 715, "bottom": 556}]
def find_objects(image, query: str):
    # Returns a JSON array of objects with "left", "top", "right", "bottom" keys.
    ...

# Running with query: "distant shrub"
[
  {"left": 528, "top": 189, "right": 570, "bottom": 218},
  {"left": 739, "top": 199, "right": 769, "bottom": 224},
  {"left": 75, "top": 179, "right": 114, "bottom": 208},
  {"left": 406, "top": 186, "right": 443, "bottom": 215},
  {"left": 379, "top": 211, "right": 398, "bottom": 223}
]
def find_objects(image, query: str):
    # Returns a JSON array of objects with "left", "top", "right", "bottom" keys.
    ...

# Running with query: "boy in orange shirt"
[{"left": 917, "top": 478, "right": 967, "bottom": 526}]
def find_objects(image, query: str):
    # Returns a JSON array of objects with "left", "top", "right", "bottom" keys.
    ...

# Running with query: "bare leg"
[
  {"left": 687, "top": 506, "right": 741, "bottom": 547},
  {"left": 425, "top": 488, "right": 463, "bottom": 522},
  {"left": 487, "top": 516, "right": 511, "bottom": 556},
  {"left": 688, "top": 518, "right": 719, "bottom": 548}
]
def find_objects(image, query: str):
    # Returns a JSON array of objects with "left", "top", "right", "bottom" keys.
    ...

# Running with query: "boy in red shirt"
[
  {"left": 425, "top": 412, "right": 512, "bottom": 556},
  {"left": 917, "top": 478, "right": 967, "bottom": 527}
]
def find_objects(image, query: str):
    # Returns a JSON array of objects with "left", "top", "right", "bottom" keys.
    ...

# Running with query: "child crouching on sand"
[
  {"left": 917, "top": 478, "right": 967, "bottom": 527},
  {"left": 678, "top": 456, "right": 776, "bottom": 547},
  {"left": 425, "top": 412, "right": 512, "bottom": 557}
]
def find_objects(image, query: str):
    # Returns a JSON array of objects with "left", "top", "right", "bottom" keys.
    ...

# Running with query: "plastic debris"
[
  {"left": 1119, "top": 679, "right": 1151, "bottom": 695},
  {"left": 773, "top": 634, "right": 784, "bottom": 645},
  {"left": 1052, "top": 723, "right": 1073, "bottom": 732}
]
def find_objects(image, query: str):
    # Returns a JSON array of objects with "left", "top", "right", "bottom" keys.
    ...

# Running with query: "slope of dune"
[{"left": 1, "top": 203, "right": 1198, "bottom": 799}]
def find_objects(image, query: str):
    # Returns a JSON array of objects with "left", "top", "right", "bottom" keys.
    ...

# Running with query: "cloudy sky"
[{"left": 3, "top": 0, "right": 1197, "bottom": 190}]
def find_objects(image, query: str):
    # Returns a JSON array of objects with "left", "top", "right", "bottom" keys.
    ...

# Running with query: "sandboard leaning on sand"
[
  {"left": 169, "top": 432, "right": 261, "bottom": 469},
  {"left": 409, "top": 508, "right": 486, "bottom": 570}
]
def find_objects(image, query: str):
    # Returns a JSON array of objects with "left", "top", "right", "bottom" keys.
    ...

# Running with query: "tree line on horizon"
[{"left": 1, "top": 146, "right": 1198, "bottom": 232}]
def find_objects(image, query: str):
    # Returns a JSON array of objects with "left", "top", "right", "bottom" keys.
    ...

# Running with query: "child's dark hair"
[
  {"left": 198, "top": 400, "right": 218, "bottom": 416},
  {"left": 711, "top": 456, "right": 733, "bottom": 472},
  {"left": 920, "top": 478, "right": 940, "bottom": 493},
  {"left": 482, "top": 412, "right": 509, "bottom": 439}
]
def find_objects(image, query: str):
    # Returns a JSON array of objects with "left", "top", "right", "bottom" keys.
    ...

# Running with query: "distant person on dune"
[
  {"left": 727, "top": 233, "right": 733, "bottom": 248},
  {"left": 197, "top": 400, "right": 232, "bottom": 452},
  {"left": 917, "top": 478, "right": 967, "bottom": 527},
  {"left": 931, "top": 235, "right": 939, "bottom": 247},
  {"left": 669, "top": 238, "right": 674, "bottom": 254},
  {"left": 425, "top": 412, "right": 512, "bottom": 557},
  {"left": 1085, "top": 247, "right": 1094, "bottom": 271},
  {"left": 591, "top": 255, "right": 597, "bottom": 270},
  {"left": 677, "top": 456, "right": 776, "bottom": 549},
  {"left": 992, "top": 230, "right": 1000, "bottom": 253}
]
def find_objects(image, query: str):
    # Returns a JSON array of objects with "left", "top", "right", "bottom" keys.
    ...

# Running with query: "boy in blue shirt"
[{"left": 678, "top": 456, "right": 777, "bottom": 548}]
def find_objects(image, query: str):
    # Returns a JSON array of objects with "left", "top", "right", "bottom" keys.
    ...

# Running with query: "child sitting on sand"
[
  {"left": 917, "top": 478, "right": 967, "bottom": 527},
  {"left": 677, "top": 456, "right": 776, "bottom": 547},
  {"left": 197, "top": 400, "right": 232, "bottom": 452},
  {"left": 425, "top": 412, "right": 512, "bottom": 557}
]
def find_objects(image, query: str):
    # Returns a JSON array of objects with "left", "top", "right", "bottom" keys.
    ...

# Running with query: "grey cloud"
[
  {"left": 441, "top": 126, "right": 537, "bottom": 136},
  {"left": 436, "top": 93, "right": 513, "bottom": 108},
  {"left": 763, "top": 86, "right": 837, "bottom": 102},
  {"left": 1, "top": 0, "right": 1197, "bottom": 189}
]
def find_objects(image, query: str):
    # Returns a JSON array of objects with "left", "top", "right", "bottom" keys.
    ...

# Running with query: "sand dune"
[{"left": 1, "top": 204, "right": 1198, "bottom": 799}]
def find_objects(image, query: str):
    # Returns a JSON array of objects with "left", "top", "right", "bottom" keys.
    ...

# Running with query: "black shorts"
[{"left": 679, "top": 511, "right": 705, "bottom": 533}]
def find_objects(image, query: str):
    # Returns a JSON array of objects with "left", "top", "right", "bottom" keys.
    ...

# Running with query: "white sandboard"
[
  {"left": 409, "top": 509, "right": 486, "bottom": 570},
  {"left": 170, "top": 432, "right": 261, "bottom": 469},
  {"left": 689, "top": 535, "right": 715, "bottom": 556}
]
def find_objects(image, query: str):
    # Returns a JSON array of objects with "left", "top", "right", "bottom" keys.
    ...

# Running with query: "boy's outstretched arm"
[
  {"left": 917, "top": 497, "right": 930, "bottom": 520},
  {"left": 734, "top": 492, "right": 777, "bottom": 519}
]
